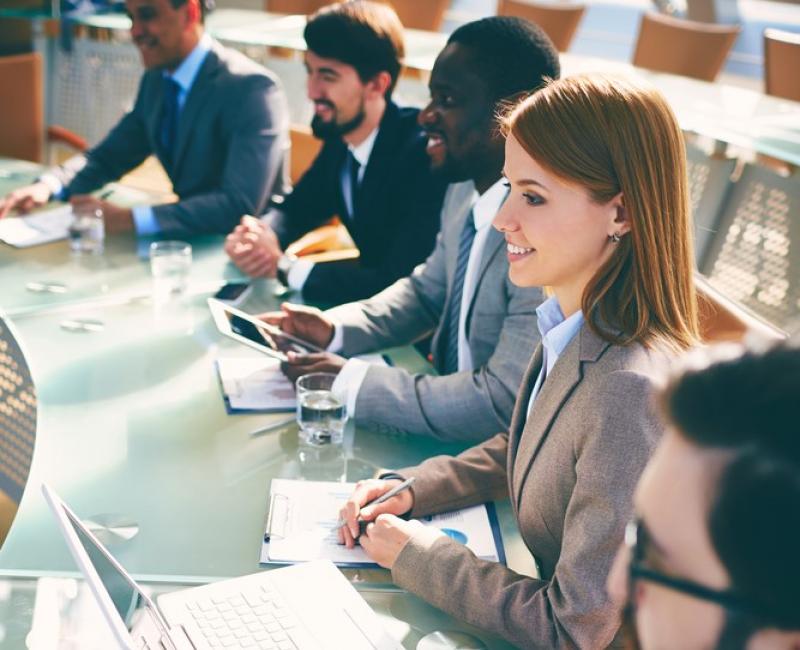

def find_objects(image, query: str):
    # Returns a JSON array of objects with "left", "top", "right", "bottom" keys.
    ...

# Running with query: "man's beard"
[{"left": 311, "top": 101, "right": 366, "bottom": 140}]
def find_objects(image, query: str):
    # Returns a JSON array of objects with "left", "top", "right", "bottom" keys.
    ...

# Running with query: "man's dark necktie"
[
  {"left": 346, "top": 150, "right": 361, "bottom": 220},
  {"left": 440, "top": 211, "right": 477, "bottom": 374},
  {"left": 159, "top": 76, "right": 181, "bottom": 166}
]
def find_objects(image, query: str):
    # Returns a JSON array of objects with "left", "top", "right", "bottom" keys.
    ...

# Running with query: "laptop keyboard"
[{"left": 185, "top": 583, "right": 303, "bottom": 649}]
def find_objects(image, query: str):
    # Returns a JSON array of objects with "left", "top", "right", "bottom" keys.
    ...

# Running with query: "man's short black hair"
[
  {"left": 662, "top": 343, "right": 800, "bottom": 631},
  {"left": 304, "top": 0, "right": 405, "bottom": 96},
  {"left": 446, "top": 15, "right": 560, "bottom": 103},
  {"left": 169, "top": 0, "right": 215, "bottom": 22}
]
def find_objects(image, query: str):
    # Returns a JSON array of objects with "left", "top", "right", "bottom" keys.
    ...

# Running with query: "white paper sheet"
[
  {"left": 261, "top": 479, "right": 503, "bottom": 567},
  {"left": 0, "top": 205, "right": 73, "bottom": 247},
  {"left": 216, "top": 357, "right": 295, "bottom": 412}
]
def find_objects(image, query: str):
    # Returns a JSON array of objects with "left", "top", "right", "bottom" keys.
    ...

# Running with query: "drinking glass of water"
[
  {"left": 149, "top": 240, "right": 192, "bottom": 302},
  {"left": 295, "top": 373, "right": 347, "bottom": 446},
  {"left": 68, "top": 205, "right": 105, "bottom": 255}
]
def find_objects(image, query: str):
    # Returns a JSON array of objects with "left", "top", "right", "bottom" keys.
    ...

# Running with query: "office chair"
[
  {"left": 763, "top": 28, "right": 800, "bottom": 103},
  {"left": 0, "top": 315, "right": 37, "bottom": 547},
  {"left": 633, "top": 12, "right": 740, "bottom": 81},
  {"left": 497, "top": 0, "right": 586, "bottom": 52}
]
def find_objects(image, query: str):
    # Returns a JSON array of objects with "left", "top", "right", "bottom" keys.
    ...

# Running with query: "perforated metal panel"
[
  {"left": 0, "top": 318, "right": 36, "bottom": 506},
  {"left": 55, "top": 37, "right": 142, "bottom": 147},
  {"left": 685, "top": 141, "right": 736, "bottom": 268},
  {"left": 704, "top": 164, "right": 800, "bottom": 332}
]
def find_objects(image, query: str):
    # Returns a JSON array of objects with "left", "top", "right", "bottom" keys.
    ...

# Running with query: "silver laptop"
[{"left": 43, "top": 483, "right": 402, "bottom": 650}]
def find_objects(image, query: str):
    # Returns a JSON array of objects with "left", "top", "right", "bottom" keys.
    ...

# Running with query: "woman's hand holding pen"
[{"left": 338, "top": 478, "right": 424, "bottom": 570}]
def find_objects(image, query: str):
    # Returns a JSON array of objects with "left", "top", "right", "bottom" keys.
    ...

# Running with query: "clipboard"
[
  {"left": 214, "top": 358, "right": 296, "bottom": 414},
  {"left": 259, "top": 479, "right": 506, "bottom": 569}
]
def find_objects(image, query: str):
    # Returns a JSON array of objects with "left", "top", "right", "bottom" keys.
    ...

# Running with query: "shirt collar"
[
  {"left": 165, "top": 33, "right": 213, "bottom": 93},
  {"left": 536, "top": 296, "right": 584, "bottom": 359},
  {"left": 348, "top": 126, "right": 380, "bottom": 169},
  {"left": 472, "top": 178, "right": 507, "bottom": 231}
]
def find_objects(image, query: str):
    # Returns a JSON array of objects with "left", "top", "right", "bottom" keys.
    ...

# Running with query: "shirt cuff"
[
  {"left": 287, "top": 258, "right": 315, "bottom": 291},
  {"left": 132, "top": 205, "right": 161, "bottom": 236},
  {"left": 38, "top": 173, "right": 65, "bottom": 201},
  {"left": 326, "top": 320, "right": 345, "bottom": 353},
  {"left": 331, "top": 357, "right": 370, "bottom": 419}
]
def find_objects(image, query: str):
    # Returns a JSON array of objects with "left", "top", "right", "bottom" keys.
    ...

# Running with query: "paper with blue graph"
[{"left": 260, "top": 479, "right": 506, "bottom": 568}]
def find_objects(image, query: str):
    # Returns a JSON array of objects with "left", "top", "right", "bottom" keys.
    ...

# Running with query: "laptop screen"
[{"left": 64, "top": 508, "right": 150, "bottom": 631}]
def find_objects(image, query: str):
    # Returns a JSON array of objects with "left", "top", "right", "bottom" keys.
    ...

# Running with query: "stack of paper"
[
  {"left": 215, "top": 357, "right": 295, "bottom": 413},
  {"left": 0, "top": 205, "right": 73, "bottom": 248}
]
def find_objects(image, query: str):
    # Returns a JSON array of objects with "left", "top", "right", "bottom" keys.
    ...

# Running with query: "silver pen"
[{"left": 336, "top": 476, "right": 416, "bottom": 530}]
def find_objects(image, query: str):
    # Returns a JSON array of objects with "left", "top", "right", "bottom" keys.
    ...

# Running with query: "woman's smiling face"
[{"left": 493, "top": 133, "right": 627, "bottom": 314}]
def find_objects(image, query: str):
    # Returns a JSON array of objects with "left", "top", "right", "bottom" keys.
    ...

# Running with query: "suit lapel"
[
  {"left": 510, "top": 324, "right": 614, "bottom": 508},
  {"left": 463, "top": 189, "right": 508, "bottom": 335},
  {"left": 507, "top": 346, "right": 543, "bottom": 504},
  {"left": 352, "top": 103, "right": 399, "bottom": 223},
  {"left": 511, "top": 329, "right": 583, "bottom": 509},
  {"left": 171, "top": 46, "right": 220, "bottom": 176},
  {"left": 148, "top": 72, "right": 165, "bottom": 161}
]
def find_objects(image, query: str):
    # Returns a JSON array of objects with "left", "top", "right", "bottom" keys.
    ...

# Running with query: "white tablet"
[{"left": 207, "top": 298, "right": 323, "bottom": 362}]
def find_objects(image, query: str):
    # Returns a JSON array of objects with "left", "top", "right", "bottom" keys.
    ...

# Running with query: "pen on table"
[
  {"left": 248, "top": 416, "right": 295, "bottom": 438},
  {"left": 336, "top": 476, "right": 416, "bottom": 530},
  {"left": 98, "top": 188, "right": 114, "bottom": 200}
]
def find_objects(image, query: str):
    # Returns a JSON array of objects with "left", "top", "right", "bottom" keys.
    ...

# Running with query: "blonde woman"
[{"left": 338, "top": 74, "right": 699, "bottom": 648}]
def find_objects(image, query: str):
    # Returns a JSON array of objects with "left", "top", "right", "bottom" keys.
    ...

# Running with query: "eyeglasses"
[{"left": 624, "top": 518, "right": 764, "bottom": 618}]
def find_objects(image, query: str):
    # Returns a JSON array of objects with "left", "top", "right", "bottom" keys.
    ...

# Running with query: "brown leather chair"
[
  {"left": 763, "top": 28, "right": 800, "bottom": 102},
  {"left": 497, "top": 0, "right": 586, "bottom": 52},
  {"left": 265, "top": 0, "right": 329, "bottom": 13},
  {"left": 696, "top": 274, "right": 787, "bottom": 344},
  {"left": 265, "top": 0, "right": 447, "bottom": 31},
  {"left": 633, "top": 12, "right": 740, "bottom": 81},
  {"left": 0, "top": 52, "right": 87, "bottom": 163},
  {"left": 386, "top": 0, "right": 448, "bottom": 31}
]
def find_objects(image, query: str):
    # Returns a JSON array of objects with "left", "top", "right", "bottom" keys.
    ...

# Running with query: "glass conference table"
[{"left": 0, "top": 165, "right": 527, "bottom": 648}]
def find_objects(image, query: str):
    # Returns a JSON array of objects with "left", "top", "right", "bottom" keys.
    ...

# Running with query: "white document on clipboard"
[
  {"left": 215, "top": 357, "right": 295, "bottom": 413},
  {"left": 260, "top": 479, "right": 506, "bottom": 568},
  {"left": 0, "top": 205, "right": 73, "bottom": 247}
]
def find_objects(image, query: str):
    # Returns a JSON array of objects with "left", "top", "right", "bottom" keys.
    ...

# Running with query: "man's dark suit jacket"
[
  {"left": 48, "top": 39, "right": 290, "bottom": 236},
  {"left": 267, "top": 101, "right": 447, "bottom": 304}
]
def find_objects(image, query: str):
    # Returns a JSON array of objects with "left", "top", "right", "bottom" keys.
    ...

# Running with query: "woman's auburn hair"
[{"left": 502, "top": 73, "right": 699, "bottom": 352}]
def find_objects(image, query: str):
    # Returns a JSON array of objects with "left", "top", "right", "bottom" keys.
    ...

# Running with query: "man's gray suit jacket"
[
  {"left": 326, "top": 181, "right": 544, "bottom": 442},
  {"left": 47, "top": 39, "right": 290, "bottom": 235}
]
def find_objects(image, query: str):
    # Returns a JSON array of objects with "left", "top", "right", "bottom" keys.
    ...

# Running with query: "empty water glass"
[
  {"left": 150, "top": 240, "right": 192, "bottom": 302},
  {"left": 295, "top": 373, "right": 347, "bottom": 446},
  {"left": 68, "top": 205, "right": 105, "bottom": 255}
]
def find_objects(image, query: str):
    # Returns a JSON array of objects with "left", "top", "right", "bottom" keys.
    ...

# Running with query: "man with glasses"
[{"left": 607, "top": 343, "right": 800, "bottom": 649}]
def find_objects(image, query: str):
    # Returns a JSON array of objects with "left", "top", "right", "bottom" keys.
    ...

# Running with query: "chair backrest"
[
  {"left": 632, "top": 12, "right": 740, "bottom": 81},
  {"left": 696, "top": 274, "right": 787, "bottom": 343},
  {"left": 763, "top": 28, "right": 800, "bottom": 102},
  {"left": 289, "top": 124, "right": 323, "bottom": 185},
  {"left": 0, "top": 316, "right": 37, "bottom": 547},
  {"left": 265, "top": 0, "right": 448, "bottom": 31},
  {"left": 497, "top": 0, "right": 586, "bottom": 52},
  {"left": 701, "top": 162, "right": 800, "bottom": 334},
  {"left": 387, "top": 0, "right": 448, "bottom": 31},
  {"left": 265, "top": 0, "right": 329, "bottom": 13},
  {"left": 0, "top": 52, "right": 43, "bottom": 162}
]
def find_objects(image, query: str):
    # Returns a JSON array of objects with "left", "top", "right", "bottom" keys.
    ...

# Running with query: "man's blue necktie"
[
  {"left": 440, "top": 211, "right": 477, "bottom": 374},
  {"left": 159, "top": 76, "right": 181, "bottom": 166}
]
